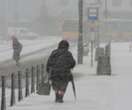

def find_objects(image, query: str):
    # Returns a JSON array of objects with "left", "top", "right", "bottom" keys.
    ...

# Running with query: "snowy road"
[
  {"left": 0, "top": 37, "right": 62, "bottom": 63},
  {"left": 0, "top": 37, "right": 62, "bottom": 76},
  {"left": 0, "top": 38, "right": 77, "bottom": 76}
]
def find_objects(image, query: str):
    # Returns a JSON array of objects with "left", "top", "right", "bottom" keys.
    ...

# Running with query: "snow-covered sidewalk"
[
  {"left": 7, "top": 55, "right": 113, "bottom": 110},
  {"left": 8, "top": 55, "right": 99, "bottom": 110},
  {"left": 3, "top": 42, "right": 132, "bottom": 110}
]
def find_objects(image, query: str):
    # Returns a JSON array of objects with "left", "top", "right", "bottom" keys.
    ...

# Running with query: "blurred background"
[{"left": 0, "top": 0, "right": 132, "bottom": 42}]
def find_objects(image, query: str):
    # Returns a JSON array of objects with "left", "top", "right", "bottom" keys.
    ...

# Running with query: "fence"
[{"left": 1, "top": 63, "right": 45, "bottom": 110}]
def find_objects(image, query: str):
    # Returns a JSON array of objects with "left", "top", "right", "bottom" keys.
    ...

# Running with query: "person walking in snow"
[
  {"left": 46, "top": 40, "right": 76, "bottom": 103},
  {"left": 12, "top": 36, "right": 23, "bottom": 66}
]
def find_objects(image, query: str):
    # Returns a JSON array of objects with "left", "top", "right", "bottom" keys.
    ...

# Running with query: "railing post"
[
  {"left": 18, "top": 71, "right": 23, "bottom": 101},
  {"left": 41, "top": 64, "right": 44, "bottom": 81},
  {"left": 10, "top": 73, "right": 15, "bottom": 106},
  {"left": 31, "top": 66, "right": 35, "bottom": 93},
  {"left": 25, "top": 68, "right": 29, "bottom": 97},
  {"left": 36, "top": 65, "right": 40, "bottom": 91},
  {"left": 97, "top": 56, "right": 102, "bottom": 75},
  {"left": 1, "top": 76, "right": 6, "bottom": 110},
  {"left": 91, "top": 40, "right": 94, "bottom": 67}
]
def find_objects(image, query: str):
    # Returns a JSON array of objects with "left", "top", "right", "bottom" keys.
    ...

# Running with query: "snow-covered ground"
[
  {"left": 111, "top": 42, "right": 132, "bottom": 110},
  {"left": 0, "top": 41, "right": 132, "bottom": 110}
]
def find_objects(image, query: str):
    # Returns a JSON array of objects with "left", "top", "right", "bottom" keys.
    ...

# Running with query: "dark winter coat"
[
  {"left": 46, "top": 40, "right": 75, "bottom": 91},
  {"left": 47, "top": 49, "right": 75, "bottom": 75}
]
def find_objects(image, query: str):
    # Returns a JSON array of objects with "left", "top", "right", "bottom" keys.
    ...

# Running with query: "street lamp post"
[{"left": 78, "top": 0, "right": 84, "bottom": 64}]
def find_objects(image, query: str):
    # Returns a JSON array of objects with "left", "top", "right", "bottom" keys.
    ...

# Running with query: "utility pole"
[{"left": 78, "top": 0, "right": 83, "bottom": 64}]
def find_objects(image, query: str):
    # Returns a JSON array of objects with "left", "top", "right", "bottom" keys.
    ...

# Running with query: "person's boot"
[
  {"left": 55, "top": 92, "right": 59, "bottom": 102},
  {"left": 55, "top": 90, "right": 64, "bottom": 103}
]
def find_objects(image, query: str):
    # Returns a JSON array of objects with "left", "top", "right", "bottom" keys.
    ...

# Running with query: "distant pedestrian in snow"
[
  {"left": 46, "top": 40, "right": 76, "bottom": 103},
  {"left": 12, "top": 36, "right": 23, "bottom": 66}
]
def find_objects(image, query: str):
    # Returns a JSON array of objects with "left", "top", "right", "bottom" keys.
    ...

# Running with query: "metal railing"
[{"left": 1, "top": 63, "right": 44, "bottom": 110}]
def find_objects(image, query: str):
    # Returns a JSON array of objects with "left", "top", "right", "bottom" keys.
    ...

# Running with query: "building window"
[{"left": 112, "top": 0, "right": 122, "bottom": 7}]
